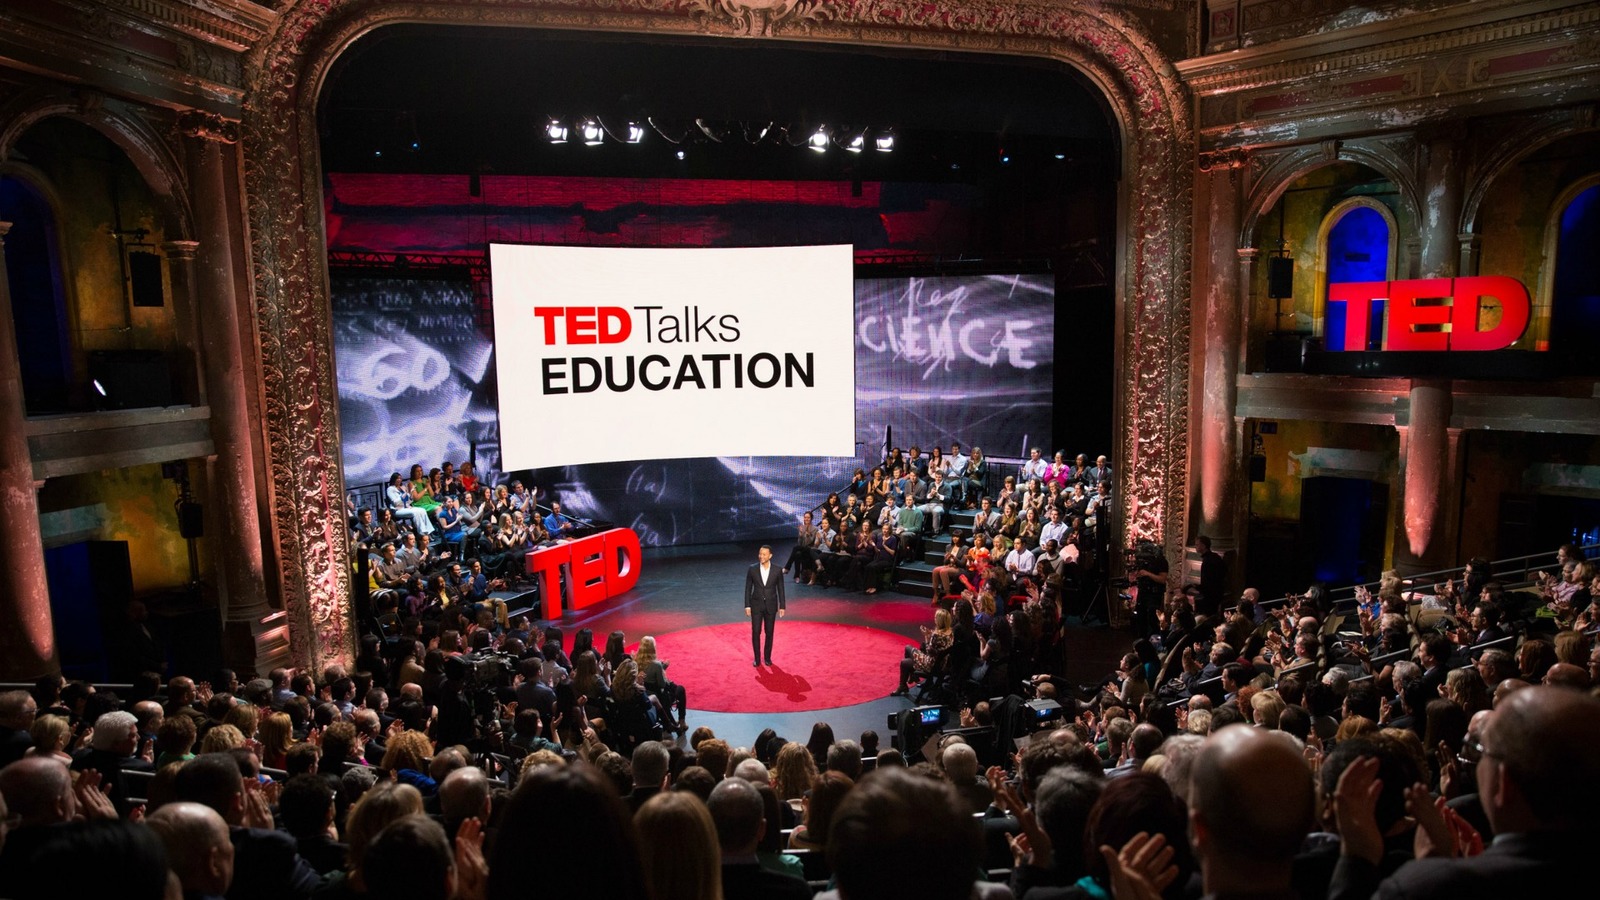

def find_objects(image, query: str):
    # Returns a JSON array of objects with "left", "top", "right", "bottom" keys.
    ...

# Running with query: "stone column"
[
  {"left": 179, "top": 113, "right": 278, "bottom": 672},
  {"left": 1394, "top": 131, "right": 1465, "bottom": 572},
  {"left": 0, "top": 222, "right": 58, "bottom": 678},
  {"left": 1418, "top": 133, "right": 1464, "bottom": 281},
  {"left": 1457, "top": 233, "right": 1482, "bottom": 279},
  {"left": 1398, "top": 378, "right": 1452, "bottom": 571},
  {"left": 1197, "top": 151, "right": 1248, "bottom": 554}
]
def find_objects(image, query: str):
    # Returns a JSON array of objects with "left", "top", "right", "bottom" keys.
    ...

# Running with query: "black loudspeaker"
[
  {"left": 177, "top": 501, "right": 204, "bottom": 539},
  {"left": 1249, "top": 455, "right": 1267, "bottom": 483},
  {"left": 1267, "top": 257, "right": 1294, "bottom": 299},
  {"left": 128, "top": 250, "right": 165, "bottom": 307}
]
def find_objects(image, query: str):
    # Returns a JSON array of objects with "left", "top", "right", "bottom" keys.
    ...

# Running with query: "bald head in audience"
[
  {"left": 439, "top": 765, "right": 491, "bottom": 829},
  {"left": 1480, "top": 685, "right": 1600, "bottom": 834},
  {"left": 1189, "top": 725, "right": 1314, "bottom": 895},
  {"left": 0, "top": 757, "right": 75, "bottom": 826},
  {"left": 731, "top": 758, "right": 770, "bottom": 785},
  {"left": 147, "top": 802, "right": 234, "bottom": 898}
]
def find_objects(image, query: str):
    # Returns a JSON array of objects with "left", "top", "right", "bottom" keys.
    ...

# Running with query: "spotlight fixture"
[
  {"left": 625, "top": 122, "right": 646, "bottom": 144},
  {"left": 1054, "top": 152, "right": 1066, "bottom": 160},
  {"left": 675, "top": 149, "right": 686, "bottom": 161},
  {"left": 874, "top": 129, "right": 895, "bottom": 152},
  {"left": 92, "top": 379, "right": 107, "bottom": 397},
  {"left": 579, "top": 118, "right": 604, "bottom": 146},
  {"left": 808, "top": 126, "right": 829, "bottom": 153},
  {"left": 845, "top": 132, "right": 866, "bottom": 153},
  {"left": 545, "top": 119, "right": 569, "bottom": 144}
]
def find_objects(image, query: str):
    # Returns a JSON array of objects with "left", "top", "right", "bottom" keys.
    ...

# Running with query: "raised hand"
[
  {"left": 1101, "top": 831, "right": 1177, "bottom": 900},
  {"left": 73, "top": 769, "right": 118, "bottom": 821},
  {"left": 1332, "top": 756, "right": 1384, "bottom": 865},
  {"left": 454, "top": 816, "right": 488, "bottom": 900}
]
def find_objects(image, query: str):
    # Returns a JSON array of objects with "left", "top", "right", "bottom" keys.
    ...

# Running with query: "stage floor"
[{"left": 546, "top": 540, "right": 1133, "bottom": 752}]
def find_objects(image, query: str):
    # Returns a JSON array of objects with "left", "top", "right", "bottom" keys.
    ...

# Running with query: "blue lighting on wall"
[
  {"left": 1324, "top": 205, "right": 1390, "bottom": 351},
  {"left": 1552, "top": 183, "right": 1600, "bottom": 352}
]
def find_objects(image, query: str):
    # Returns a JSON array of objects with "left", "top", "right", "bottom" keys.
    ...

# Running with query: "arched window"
[
  {"left": 1547, "top": 180, "right": 1600, "bottom": 354},
  {"left": 1318, "top": 198, "right": 1396, "bottom": 352},
  {"left": 0, "top": 173, "right": 73, "bottom": 412}
]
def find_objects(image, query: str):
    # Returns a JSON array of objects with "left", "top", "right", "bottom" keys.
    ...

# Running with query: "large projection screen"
[
  {"left": 331, "top": 269, "right": 1053, "bottom": 544},
  {"left": 490, "top": 243, "right": 856, "bottom": 469}
]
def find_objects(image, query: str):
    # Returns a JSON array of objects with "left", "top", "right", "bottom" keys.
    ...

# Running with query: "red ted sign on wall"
[{"left": 1327, "top": 276, "right": 1532, "bottom": 351}]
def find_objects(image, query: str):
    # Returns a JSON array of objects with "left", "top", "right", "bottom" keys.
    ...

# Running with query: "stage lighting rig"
[
  {"left": 808, "top": 125, "right": 829, "bottom": 153},
  {"left": 844, "top": 130, "right": 866, "bottom": 153},
  {"left": 625, "top": 122, "right": 646, "bottom": 144},
  {"left": 579, "top": 118, "right": 604, "bottom": 145},
  {"left": 875, "top": 128, "right": 896, "bottom": 152},
  {"left": 545, "top": 119, "right": 569, "bottom": 144}
]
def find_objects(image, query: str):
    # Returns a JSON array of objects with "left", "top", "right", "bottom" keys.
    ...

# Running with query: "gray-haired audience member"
[
  {"left": 705, "top": 777, "right": 810, "bottom": 900},
  {"left": 826, "top": 739, "right": 864, "bottom": 781}
]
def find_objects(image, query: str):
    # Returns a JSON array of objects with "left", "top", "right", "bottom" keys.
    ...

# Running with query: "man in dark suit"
[
  {"left": 1331, "top": 686, "right": 1600, "bottom": 900},
  {"left": 707, "top": 777, "right": 811, "bottom": 900},
  {"left": 1195, "top": 534, "right": 1227, "bottom": 618},
  {"left": 173, "top": 752, "right": 322, "bottom": 900},
  {"left": 744, "top": 545, "right": 786, "bottom": 667}
]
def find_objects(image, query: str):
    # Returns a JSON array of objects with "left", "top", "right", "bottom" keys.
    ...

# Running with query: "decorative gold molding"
[
  {"left": 1182, "top": 1, "right": 1600, "bottom": 93},
  {"left": 241, "top": 0, "right": 1194, "bottom": 670}
]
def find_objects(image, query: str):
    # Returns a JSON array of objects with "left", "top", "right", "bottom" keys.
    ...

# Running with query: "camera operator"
[{"left": 1130, "top": 542, "right": 1167, "bottom": 639}]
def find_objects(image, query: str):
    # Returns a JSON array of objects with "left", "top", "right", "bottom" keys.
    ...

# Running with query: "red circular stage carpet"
[{"left": 637, "top": 622, "right": 916, "bottom": 714}]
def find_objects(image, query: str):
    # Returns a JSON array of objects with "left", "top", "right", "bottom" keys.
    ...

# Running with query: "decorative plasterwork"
[
  {"left": 1185, "top": 1, "right": 1600, "bottom": 146},
  {"left": 1459, "top": 103, "right": 1600, "bottom": 234},
  {"left": 0, "top": 0, "right": 262, "bottom": 110},
  {"left": 1237, "top": 136, "right": 1422, "bottom": 248},
  {"left": 241, "top": 0, "right": 1193, "bottom": 671}
]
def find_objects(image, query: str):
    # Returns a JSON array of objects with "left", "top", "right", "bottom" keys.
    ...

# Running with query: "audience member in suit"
[
  {"left": 1157, "top": 724, "right": 1313, "bottom": 900},
  {"left": 277, "top": 774, "right": 346, "bottom": 876},
  {"left": 0, "top": 690, "right": 38, "bottom": 768},
  {"left": 626, "top": 741, "right": 670, "bottom": 814},
  {"left": 70, "top": 710, "right": 153, "bottom": 816},
  {"left": 147, "top": 801, "right": 235, "bottom": 900},
  {"left": 1330, "top": 686, "right": 1600, "bottom": 900},
  {"left": 173, "top": 752, "right": 321, "bottom": 900},
  {"left": 706, "top": 777, "right": 811, "bottom": 900},
  {"left": 0, "top": 756, "right": 113, "bottom": 896},
  {"left": 824, "top": 766, "right": 988, "bottom": 900}
]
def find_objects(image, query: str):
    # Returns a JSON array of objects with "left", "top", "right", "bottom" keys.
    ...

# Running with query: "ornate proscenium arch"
[{"left": 242, "top": 0, "right": 1193, "bottom": 672}]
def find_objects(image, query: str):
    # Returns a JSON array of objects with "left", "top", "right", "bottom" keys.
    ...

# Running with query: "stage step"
[
  {"left": 894, "top": 561, "right": 935, "bottom": 598},
  {"left": 490, "top": 588, "right": 540, "bottom": 621}
]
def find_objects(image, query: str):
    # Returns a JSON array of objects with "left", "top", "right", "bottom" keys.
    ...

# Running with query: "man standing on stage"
[{"left": 745, "top": 545, "right": 786, "bottom": 667}]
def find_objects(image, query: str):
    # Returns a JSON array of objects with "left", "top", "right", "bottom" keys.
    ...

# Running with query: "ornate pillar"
[
  {"left": 1198, "top": 150, "right": 1248, "bottom": 554},
  {"left": 0, "top": 222, "right": 58, "bottom": 678},
  {"left": 179, "top": 113, "right": 279, "bottom": 672}
]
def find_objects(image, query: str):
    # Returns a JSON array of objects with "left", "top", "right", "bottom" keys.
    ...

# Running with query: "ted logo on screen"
[
  {"left": 1325, "top": 276, "right": 1533, "bottom": 352},
  {"left": 531, "top": 303, "right": 815, "bottom": 395},
  {"left": 532, "top": 305, "right": 741, "bottom": 345}
]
